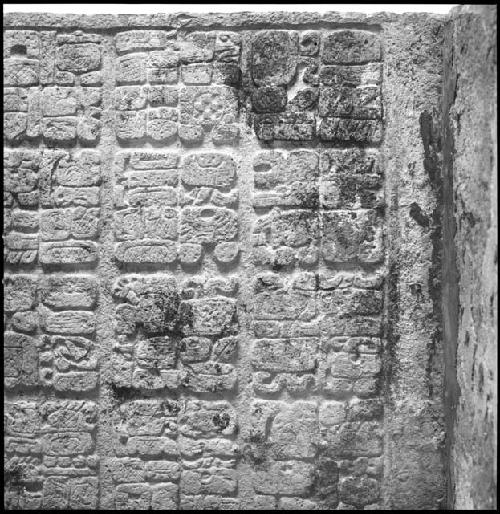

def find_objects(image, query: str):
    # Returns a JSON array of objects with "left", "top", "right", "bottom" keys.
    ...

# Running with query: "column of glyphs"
[
  {"left": 105, "top": 29, "right": 242, "bottom": 509},
  {"left": 242, "top": 28, "right": 386, "bottom": 509},
  {"left": 4, "top": 29, "right": 103, "bottom": 509}
]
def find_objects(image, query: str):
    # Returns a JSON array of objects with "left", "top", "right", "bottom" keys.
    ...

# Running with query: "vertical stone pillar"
[
  {"left": 444, "top": 5, "right": 497, "bottom": 509},
  {"left": 382, "top": 14, "right": 446, "bottom": 509}
]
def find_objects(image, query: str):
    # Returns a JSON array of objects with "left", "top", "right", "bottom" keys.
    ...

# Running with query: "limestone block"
[
  {"left": 1, "top": 11, "right": 454, "bottom": 512},
  {"left": 322, "top": 30, "right": 381, "bottom": 64},
  {"left": 252, "top": 30, "right": 298, "bottom": 86}
]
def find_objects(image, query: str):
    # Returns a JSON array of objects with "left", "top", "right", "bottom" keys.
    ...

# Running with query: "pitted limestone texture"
[{"left": 443, "top": 5, "right": 497, "bottom": 510}]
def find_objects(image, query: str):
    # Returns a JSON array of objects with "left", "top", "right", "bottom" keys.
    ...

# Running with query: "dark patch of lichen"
[
  {"left": 336, "top": 174, "right": 378, "bottom": 209},
  {"left": 180, "top": 373, "right": 191, "bottom": 388},
  {"left": 109, "top": 383, "right": 137, "bottom": 403},
  {"left": 162, "top": 291, "right": 182, "bottom": 327},
  {"left": 212, "top": 411, "right": 231, "bottom": 430},
  {"left": 420, "top": 111, "right": 440, "bottom": 184},
  {"left": 178, "top": 301, "right": 194, "bottom": 334},
  {"left": 409, "top": 202, "right": 430, "bottom": 228},
  {"left": 4, "top": 464, "right": 26, "bottom": 492},
  {"left": 161, "top": 399, "right": 180, "bottom": 416},
  {"left": 248, "top": 432, "right": 265, "bottom": 444},
  {"left": 271, "top": 260, "right": 286, "bottom": 272},
  {"left": 240, "top": 442, "right": 271, "bottom": 469},
  {"left": 420, "top": 109, "right": 444, "bottom": 402},
  {"left": 410, "top": 282, "right": 422, "bottom": 297},
  {"left": 308, "top": 450, "right": 339, "bottom": 506},
  {"left": 458, "top": 198, "right": 480, "bottom": 230},
  {"left": 138, "top": 290, "right": 182, "bottom": 336},
  {"left": 294, "top": 189, "right": 320, "bottom": 211},
  {"left": 375, "top": 201, "right": 387, "bottom": 218}
]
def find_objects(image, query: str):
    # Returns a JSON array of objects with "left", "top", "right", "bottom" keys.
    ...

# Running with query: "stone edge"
[{"left": 3, "top": 10, "right": 447, "bottom": 29}]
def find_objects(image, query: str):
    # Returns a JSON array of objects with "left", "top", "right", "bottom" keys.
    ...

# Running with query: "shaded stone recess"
[{"left": 3, "top": 8, "right": 492, "bottom": 511}]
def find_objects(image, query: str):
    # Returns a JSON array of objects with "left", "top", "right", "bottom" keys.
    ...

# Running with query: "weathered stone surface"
[
  {"left": 381, "top": 11, "right": 448, "bottom": 511},
  {"left": 251, "top": 86, "right": 287, "bottom": 113},
  {"left": 39, "top": 275, "right": 97, "bottom": 308},
  {"left": 319, "top": 63, "right": 382, "bottom": 87},
  {"left": 3, "top": 8, "right": 494, "bottom": 512},
  {"left": 321, "top": 210, "right": 384, "bottom": 263},
  {"left": 255, "top": 112, "right": 316, "bottom": 141},
  {"left": 251, "top": 30, "right": 298, "bottom": 86},
  {"left": 179, "top": 86, "right": 238, "bottom": 130},
  {"left": 181, "top": 153, "right": 236, "bottom": 188},
  {"left": 39, "top": 241, "right": 98, "bottom": 266},
  {"left": 322, "top": 30, "right": 381, "bottom": 64},
  {"left": 319, "top": 117, "right": 383, "bottom": 143},
  {"left": 319, "top": 85, "right": 382, "bottom": 119},
  {"left": 252, "top": 461, "right": 315, "bottom": 495},
  {"left": 320, "top": 148, "right": 383, "bottom": 210},
  {"left": 442, "top": 5, "right": 497, "bottom": 510}
]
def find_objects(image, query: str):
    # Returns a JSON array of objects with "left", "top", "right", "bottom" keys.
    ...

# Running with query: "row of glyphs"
[
  {"left": 4, "top": 148, "right": 242, "bottom": 269},
  {"left": 104, "top": 397, "right": 383, "bottom": 509},
  {"left": 4, "top": 267, "right": 384, "bottom": 396},
  {"left": 4, "top": 395, "right": 383, "bottom": 509},
  {"left": 5, "top": 28, "right": 383, "bottom": 147},
  {"left": 4, "top": 147, "right": 384, "bottom": 270}
]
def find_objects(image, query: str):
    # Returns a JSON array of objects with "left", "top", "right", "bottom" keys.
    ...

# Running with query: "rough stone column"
[
  {"left": 443, "top": 5, "right": 497, "bottom": 510},
  {"left": 381, "top": 13, "right": 447, "bottom": 510}
]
